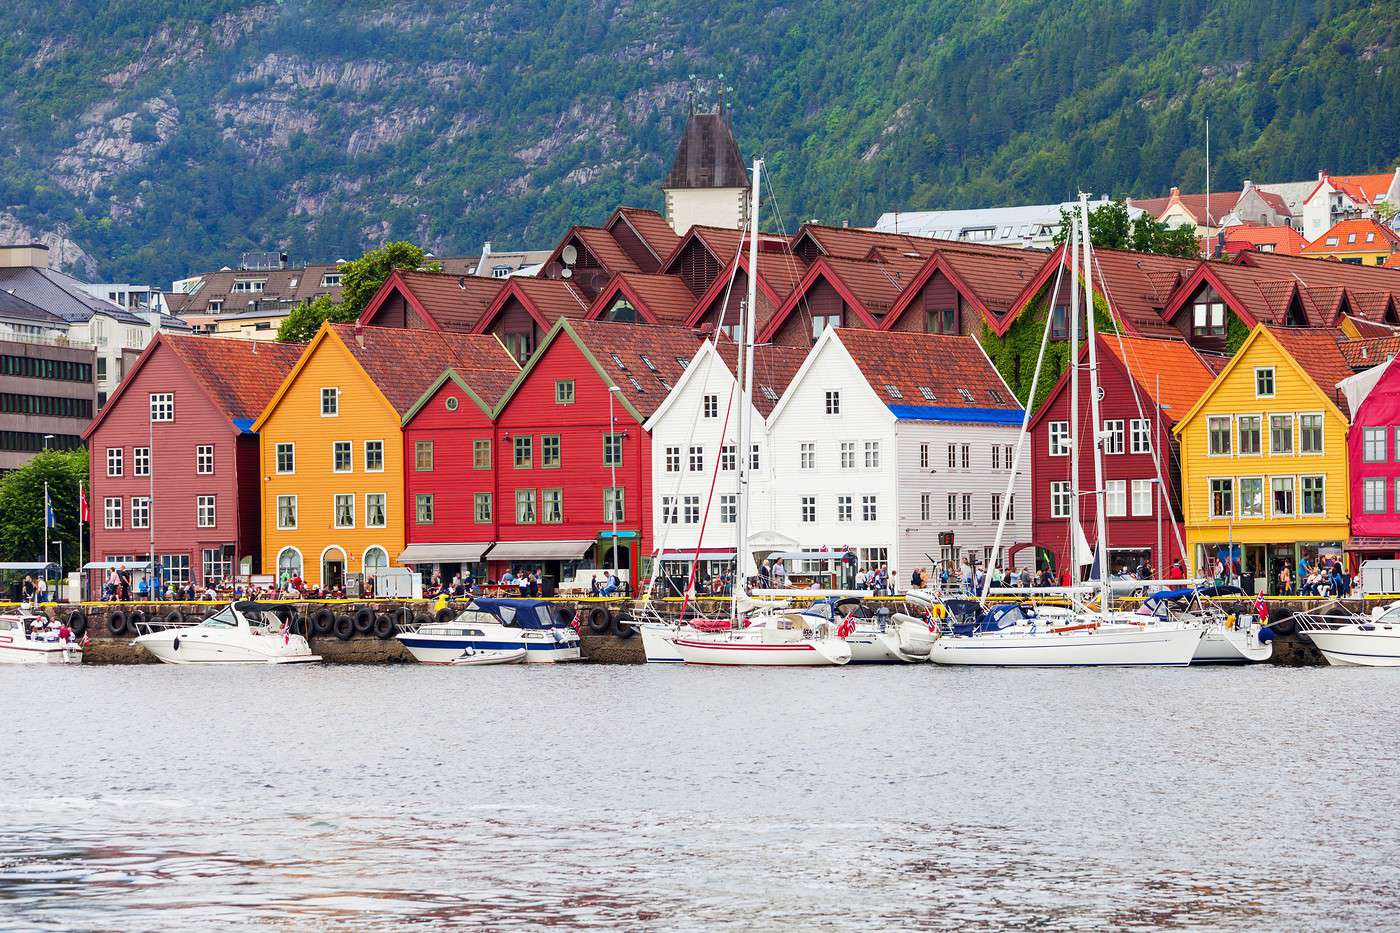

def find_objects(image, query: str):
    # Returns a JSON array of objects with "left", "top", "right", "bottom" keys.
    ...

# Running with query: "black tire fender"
[
  {"left": 164, "top": 609, "right": 183, "bottom": 628},
  {"left": 587, "top": 605, "right": 611, "bottom": 635},
  {"left": 392, "top": 606, "right": 413, "bottom": 630},
  {"left": 312, "top": 608, "right": 335, "bottom": 636},
  {"left": 412, "top": 612, "right": 433, "bottom": 628},
  {"left": 611, "top": 612, "right": 636, "bottom": 639},
  {"left": 108, "top": 610, "right": 128, "bottom": 637},
  {"left": 332, "top": 614, "right": 354, "bottom": 641},
  {"left": 435, "top": 606, "right": 457, "bottom": 625},
  {"left": 352, "top": 607, "right": 375, "bottom": 634},
  {"left": 373, "top": 613, "right": 395, "bottom": 639},
  {"left": 129, "top": 609, "right": 148, "bottom": 631},
  {"left": 553, "top": 605, "right": 576, "bottom": 628},
  {"left": 66, "top": 610, "right": 87, "bottom": 638}
]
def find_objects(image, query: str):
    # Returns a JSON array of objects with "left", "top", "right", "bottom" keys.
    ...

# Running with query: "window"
[
  {"left": 541, "top": 435, "right": 561, "bottom": 468},
  {"left": 277, "top": 548, "right": 302, "bottom": 579},
  {"left": 885, "top": 384, "right": 905, "bottom": 400},
  {"left": 320, "top": 388, "right": 338, "bottom": 416},
  {"left": 947, "top": 443, "right": 957, "bottom": 469},
  {"left": 1051, "top": 304, "right": 1070, "bottom": 339},
  {"left": 365, "top": 494, "right": 386, "bottom": 528},
  {"left": 106, "top": 447, "right": 123, "bottom": 477},
  {"left": 604, "top": 487, "right": 625, "bottom": 522},
  {"left": 542, "top": 489, "right": 562, "bottom": 524},
  {"left": 104, "top": 497, "right": 122, "bottom": 529},
  {"left": 1103, "top": 420, "right": 1124, "bottom": 455},
  {"left": 721, "top": 445, "right": 736, "bottom": 471},
  {"left": 332, "top": 441, "right": 352, "bottom": 473},
  {"left": 1049, "top": 421, "right": 1070, "bottom": 456},
  {"left": 195, "top": 445, "right": 213, "bottom": 475},
  {"left": 474, "top": 493, "right": 492, "bottom": 523},
  {"left": 864, "top": 441, "right": 880, "bottom": 469},
  {"left": 800, "top": 443, "right": 816, "bottom": 470},
  {"left": 919, "top": 386, "right": 937, "bottom": 401},
  {"left": 473, "top": 439, "right": 491, "bottom": 470},
  {"left": 195, "top": 495, "right": 215, "bottom": 527},
  {"left": 1050, "top": 482, "right": 1071, "bottom": 518},
  {"left": 812, "top": 314, "right": 841, "bottom": 341},
  {"left": 1238, "top": 416, "right": 1262, "bottom": 455},
  {"left": 719, "top": 494, "right": 736, "bottom": 524},
  {"left": 203, "top": 547, "right": 233, "bottom": 584},
  {"left": 689, "top": 446, "right": 704, "bottom": 472},
  {"left": 926, "top": 308, "right": 956, "bottom": 333},
  {"left": 416, "top": 494, "right": 434, "bottom": 524},
  {"left": 703, "top": 394, "right": 719, "bottom": 418},
  {"left": 682, "top": 495, "right": 700, "bottom": 523},
  {"left": 961, "top": 493, "right": 971, "bottom": 522},
  {"left": 920, "top": 444, "right": 930, "bottom": 470},
  {"left": 149, "top": 393, "right": 173, "bottom": 422},
  {"left": 992, "top": 446, "right": 1000, "bottom": 470},
  {"left": 1300, "top": 414, "right": 1323, "bottom": 454},
  {"left": 825, "top": 391, "right": 840, "bottom": 415},
  {"left": 1005, "top": 445, "right": 1014, "bottom": 468},
  {"left": 991, "top": 493, "right": 1002, "bottom": 522},
  {"left": 1105, "top": 480, "right": 1127, "bottom": 517},
  {"left": 603, "top": 433, "right": 623, "bottom": 467},
  {"left": 276, "top": 495, "right": 297, "bottom": 529},
  {"left": 1192, "top": 291, "right": 1226, "bottom": 337},
  {"left": 1364, "top": 427, "right": 1387, "bottom": 462},
  {"left": 840, "top": 442, "right": 856, "bottom": 469},
  {"left": 1132, "top": 479, "right": 1154, "bottom": 516},
  {"left": 334, "top": 494, "right": 354, "bottom": 528},
  {"left": 663, "top": 446, "right": 681, "bottom": 473},
  {"left": 134, "top": 447, "right": 150, "bottom": 476},
  {"left": 1298, "top": 476, "right": 1322, "bottom": 515},
  {"left": 837, "top": 495, "right": 853, "bottom": 522},
  {"left": 415, "top": 440, "right": 434, "bottom": 471},
  {"left": 131, "top": 496, "right": 150, "bottom": 529},
  {"left": 516, "top": 489, "right": 537, "bottom": 523},
  {"left": 1272, "top": 476, "right": 1295, "bottom": 516},
  {"left": 961, "top": 445, "right": 970, "bottom": 470},
  {"left": 948, "top": 493, "right": 958, "bottom": 522},
  {"left": 320, "top": 272, "right": 342, "bottom": 288},
  {"left": 1208, "top": 416, "right": 1232, "bottom": 456},
  {"left": 862, "top": 495, "right": 878, "bottom": 522},
  {"left": 364, "top": 440, "right": 384, "bottom": 472},
  {"left": 1210, "top": 478, "right": 1234, "bottom": 519},
  {"left": 801, "top": 496, "right": 816, "bottom": 523},
  {"left": 276, "top": 442, "right": 294, "bottom": 474},
  {"left": 514, "top": 435, "right": 532, "bottom": 468},
  {"left": 661, "top": 496, "right": 678, "bottom": 524},
  {"left": 161, "top": 554, "right": 190, "bottom": 587},
  {"left": 1269, "top": 415, "right": 1293, "bottom": 455},
  {"left": 1254, "top": 367, "right": 1275, "bottom": 398},
  {"left": 1237, "top": 477, "right": 1264, "bottom": 517},
  {"left": 555, "top": 380, "right": 575, "bottom": 405},
  {"left": 1130, "top": 419, "right": 1151, "bottom": 455},
  {"left": 921, "top": 493, "right": 931, "bottom": 521}
]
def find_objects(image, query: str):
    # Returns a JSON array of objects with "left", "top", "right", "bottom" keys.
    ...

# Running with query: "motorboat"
[
  {"left": 796, "top": 597, "right": 932, "bottom": 663},
  {"left": 0, "top": 607, "right": 81, "bottom": 664},
  {"left": 1296, "top": 601, "right": 1400, "bottom": 667},
  {"left": 670, "top": 617, "right": 852, "bottom": 666},
  {"left": 1135, "top": 587, "right": 1272, "bottom": 663},
  {"left": 133, "top": 601, "right": 320, "bottom": 665},
  {"left": 397, "top": 598, "right": 581, "bottom": 664},
  {"left": 449, "top": 647, "right": 528, "bottom": 666}
]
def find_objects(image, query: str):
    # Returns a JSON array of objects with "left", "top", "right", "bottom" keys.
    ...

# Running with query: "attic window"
[
  {"left": 658, "top": 377, "right": 672, "bottom": 390},
  {"left": 760, "top": 385, "right": 778, "bottom": 402},
  {"left": 918, "top": 386, "right": 936, "bottom": 401},
  {"left": 627, "top": 375, "right": 643, "bottom": 392},
  {"left": 611, "top": 352, "right": 628, "bottom": 371},
  {"left": 1326, "top": 236, "right": 1339, "bottom": 246},
  {"left": 884, "top": 384, "right": 904, "bottom": 400},
  {"left": 674, "top": 356, "right": 689, "bottom": 368},
  {"left": 988, "top": 388, "right": 1005, "bottom": 404},
  {"left": 957, "top": 388, "right": 975, "bottom": 402},
  {"left": 640, "top": 354, "right": 658, "bottom": 372}
]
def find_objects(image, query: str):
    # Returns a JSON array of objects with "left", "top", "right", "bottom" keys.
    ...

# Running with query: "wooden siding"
[
  {"left": 363, "top": 291, "right": 416, "bottom": 329},
  {"left": 488, "top": 299, "right": 540, "bottom": 363},
  {"left": 770, "top": 279, "right": 846, "bottom": 347},
  {"left": 608, "top": 221, "right": 660, "bottom": 273},
  {"left": 671, "top": 239, "right": 722, "bottom": 296},
  {"left": 403, "top": 379, "right": 498, "bottom": 547},
  {"left": 886, "top": 273, "right": 967, "bottom": 335}
]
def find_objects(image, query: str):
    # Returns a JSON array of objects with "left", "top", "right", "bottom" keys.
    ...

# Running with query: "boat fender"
[
  {"left": 312, "top": 608, "right": 335, "bottom": 636},
  {"left": 930, "top": 604, "right": 946, "bottom": 619},
  {"left": 412, "top": 612, "right": 433, "bottom": 629},
  {"left": 352, "top": 607, "right": 375, "bottom": 634},
  {"left": 435, "top": 606, "right": 457, "bottom": 625},
  {"left": 611, "top": 612, "right": 636, "bottom": 639},
  {"left": 372, "top": 613, "right": 395, "bottom": 639},
  {"left": 164, "top": 610, "right": 183, "bottom": 628},
  {"left": 392, "top": 606, "right": 413, "bottom": 630},
  {"left": 1258, "top": 625, "right": 1277, "bottom": 643},
  {"left": 66, "top": 610, "right": 87, "bottom": 638},
  {"left": 332, "top": 614, "right": 354, "bottom": 641},
  {"left": 587, "top": 606, "right": 611, "bottom": 635},
  {"left": 1268, "top": 617, "right": 1297, "bottom": 638},
  {"left": 553, "top": 605, "right": 576, "bottom": 628},
  {"left": 129, "top": 609, "right": 148, "bottom": 631},
  {"left": 108, "top": 610, "right": 128, "bottom": 636},
  {"left": 173, "top": 634, "right": 180, "bottom": 651}
]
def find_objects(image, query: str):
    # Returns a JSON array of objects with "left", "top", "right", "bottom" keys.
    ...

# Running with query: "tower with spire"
[{"left": 661, "top": 100, "right": 750, "bottom": 235}]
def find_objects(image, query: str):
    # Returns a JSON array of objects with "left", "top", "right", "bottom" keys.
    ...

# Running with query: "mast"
[
  {"left": 1068, "top": 218, "right": 1082, "bottom": 587},
  {"left": 1080, "top": 193, "right": 1111, "bottom": 611},
  {"left": 732, "top": 158, "right": 762, "bottom": 623}
]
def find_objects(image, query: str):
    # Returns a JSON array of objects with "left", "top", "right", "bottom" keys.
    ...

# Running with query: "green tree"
[
  {"left": 275, "top": 293, "right": 353, "bottom": 343},
  {"left": 338, "top": 241, "right": 441, "bottom": 318},
  {"left": 0, "top": 449, "right": 89, "bottom": 574},
  {"left": 1055, "top": 199, "right": 1200, "bottom": 258}
]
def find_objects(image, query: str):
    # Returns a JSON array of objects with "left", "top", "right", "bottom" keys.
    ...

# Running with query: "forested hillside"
[{"left": 1, "top": 0, "right": 1397, "bottom": 284}]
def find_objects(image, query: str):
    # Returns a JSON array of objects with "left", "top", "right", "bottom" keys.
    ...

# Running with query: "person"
[
  {"left": 1166, "top": 559, "right": 1186, "bottom": 581},
  {"left": 1278, "top": 564, "right": 1292, "bottom": 596},
  {"left": 588, "top": 574, "right": 601, "bottom": 597},
  {"left": 35, "top": 575, "right": 47, "bottom": 603},
  {"left": 501, "top": 569, "right": 515, "bottom": 585},
  {"left": 135, "top": 575, "right": 148, "bottom": 600},
  {"left": 602, "top": 572, "right": 620, "bottom": 597}
]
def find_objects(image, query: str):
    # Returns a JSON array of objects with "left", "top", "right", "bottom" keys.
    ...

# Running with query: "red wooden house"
[
  {"left": 359, "top": 269, "right": 505, "bottom": 332},
  {"left": 486, "top": 318, "right": 699, "bottom": 586},
  {"left": 83, "top": 334, "right": 303, "bottom": 589},
  {"left": 1028, "top": 333, "right": 1220, "bottom": 576},
  {"left": 660, "top": 224, "right": 784, "bottom": 296},
  {"left": 757, "top": 252, "right": 925, "bottom": 346},
  {"left": 470, "top": 277, "right": 591, "bottom": 363},
  {"left": 586, "top": 272, "right": 697, "bottom": 325},
  {"left": 602, "top": 207, "right": 681, "bottom": 273},
  {"left": 878, "top": 241, "right": 1048, "bottom": 336}
]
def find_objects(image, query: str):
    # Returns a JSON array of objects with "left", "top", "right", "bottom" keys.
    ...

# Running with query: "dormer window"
[
  {"left": 957, "top": 388, "right": 975, "bottom": 402},
  {"left": 320, "top": 273, "right": 342, "bottom": 287},
  {"left": 1192, "top": 288, "right": 1226, "bottom": 338}
]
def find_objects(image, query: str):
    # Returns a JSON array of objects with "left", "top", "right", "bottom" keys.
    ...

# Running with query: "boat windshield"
[
  {"left": 1376, "top": 603, "right": 1400, "bottom": 623},
  {"left": 200, "top": 606, "right": 239, "bottom": 628}
]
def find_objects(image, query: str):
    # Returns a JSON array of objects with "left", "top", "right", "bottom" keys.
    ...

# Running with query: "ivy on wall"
[{"left": 979, "top": 286, "right": 1116, "bottom": 417}]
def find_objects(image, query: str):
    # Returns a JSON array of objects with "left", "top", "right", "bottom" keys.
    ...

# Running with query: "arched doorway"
[
  {"left": 276, "top": 547, "right": 303, "bottom": 585},
  {"left": 598, "top": 542, "right": 632, "bottom": 583},
  {"left": 321, "top": 546, "right": 347, "bottom": 589},
  {"left": 363, "top": 546, "right": 388, "bottom": 579}
]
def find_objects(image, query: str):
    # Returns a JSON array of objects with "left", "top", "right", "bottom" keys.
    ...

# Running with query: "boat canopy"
[
  {"left": 470, "top": 598, "right": 565, "bottom": 629},
  {"left": 232, "top": 600, "right": 297, "bottom": 615}
]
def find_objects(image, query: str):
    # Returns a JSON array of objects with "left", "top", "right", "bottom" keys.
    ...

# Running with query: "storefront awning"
[
  {"left": 83, "top": 561, "right": 152, "bottom": 570},
  {"left": 397, "top": 543, "right": 492, "bottom": 564},
  {"left": 657, "top": 549, "right": 736, "bottom": 560},
  {"left": 1349, "top": 537, "right": 1400, "bottom": 550},
  {"left": 489, "top": 539, "right": 594, "bottom": 561}
]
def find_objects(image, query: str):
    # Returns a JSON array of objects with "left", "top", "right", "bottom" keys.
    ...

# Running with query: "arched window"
[
  {"left": 363, "top": 546, "right": 388, "bottom": 576},
  {"left": 277, "top": 547, "right": 302, "bottom": 580}
]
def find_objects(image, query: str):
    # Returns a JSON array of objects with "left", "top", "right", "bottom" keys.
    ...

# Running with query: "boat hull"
[
  {"left": 845, "top": 624, "right": 931, "bottom": 663},
  {"left": 0, "top": 640, "right": 81, "bottom": 664},
  {"left": 135, "top": 631, "right": 320, "bottom": 664},
  {"left": 928, "top": 625, "right": 1203, "bottom": 667},
  {"left": 1306, "top": 628, "right": 1400, "bottom": 667},
  {"left": 397, "top": 634, "right": 580, "bottom": 664},
  {"left": 1193, "top": 626, "right": 1272, "bottom": 664},
  {"left": 448, "top": 648, "right": 528, "bottom": 665},
  {"left": 672, "top": 635, "right": 851, "bottom": 666},
  {"left": 639, "top": 623, "right": 683, "bottom": 663}
]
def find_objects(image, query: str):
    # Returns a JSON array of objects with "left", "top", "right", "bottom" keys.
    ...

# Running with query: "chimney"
[
  {"left": 1243, "top": 179, "right": 1252, "bottom": 190},
  {"left": 354, "top": 320, "right": 365, "bottom": 348},
  {"left": 0, "top": 243, "right": 50, "bottom": 270}
]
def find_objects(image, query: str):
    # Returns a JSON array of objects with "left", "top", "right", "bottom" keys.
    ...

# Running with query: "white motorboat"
[
  {"left": 0, "top": 607, "right": 81, "bottom": 664},
  {"left": 449, "top": 647, "right": 528, "bottom": 666},
  {"left": 397, "top": 598, "right": 581, "bottom": 664},
  {"left": 1297, "top": 601, "right": 1400, "bottom": 667},
  {"left": 1135, "top": 588, "right": 1272, "bottom": 663},
  {"left": 134, "top": 601, "right": 320, "bottom": 665}
]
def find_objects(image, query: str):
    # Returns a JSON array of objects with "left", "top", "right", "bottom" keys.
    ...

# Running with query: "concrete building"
[{"left": 0, "top": 290, "right": 95, "bottom": 468}]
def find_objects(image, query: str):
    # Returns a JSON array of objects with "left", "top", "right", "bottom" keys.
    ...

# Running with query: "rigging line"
[
  {"left": 761, "top": 166, "right": 818, "bottom": 338},
  {"left": 679, "top": 372, "right": 740, "bottom": 619}
]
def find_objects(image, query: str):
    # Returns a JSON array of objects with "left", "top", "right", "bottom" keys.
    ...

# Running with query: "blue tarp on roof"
[
  {"left": 886, "top": 404, "right": 1023, "bottom": 425},
  {"left": 233, "top": 417, "right": 256, "bottom": 434}
]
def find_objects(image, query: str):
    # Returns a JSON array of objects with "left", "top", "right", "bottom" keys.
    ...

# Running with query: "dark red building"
[{"left": 83, "top": 334, "right": 303, "bottom": 589}]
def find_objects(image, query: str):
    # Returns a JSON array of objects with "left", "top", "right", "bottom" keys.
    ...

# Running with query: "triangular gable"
[
  {"left": 764, "top": 327, "right": 894, "bottom": 427},
  {"left": 879, "top": 252, "right": 996, "bottom": 332},
  {"left": 586, "top": 273, "right": 675, "bottom": 325},
  {"left": 684, "top": 252, "right": 787, "bottom": 329},
  {"left": 400, "top": 367, "right": 497, "bottom": 426},
  {"left": 490, "top": 318, "right": 646, "bottom": 425},
  {"left": 604, "top": 207, "right": 677, "bottom": 267},
  {"left": 250, "top": 323, "right": 396, "bottom": 432},
  {"left": 1161, "top": 263, "right": 1261, "bottom": 328},
  {"left": 84, "top": 333, "right": 239, "bottom": 440},
  {"left": 997, "top": 244, "right": 1071, "bottom": 337},
  {"left": 358, "top": 269, "right": 438, "bottom": 330},
  {"left": 471, "top": 278, "right": 556, "bottom": 334},
  {"left": 756, "top": 257, "right": 884, "bottom": 344},
  {"left": 642, "top": 340, "right": 725, "bottom": 431}
]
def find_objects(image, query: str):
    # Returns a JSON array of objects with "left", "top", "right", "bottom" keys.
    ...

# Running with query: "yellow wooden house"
[{"left": 1173, "top": 324, "right": 1353, "bottom": 593}]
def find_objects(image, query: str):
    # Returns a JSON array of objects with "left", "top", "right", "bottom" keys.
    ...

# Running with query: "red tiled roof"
[
  {"left": 574, "top": 227, "right": 642, "bottom": 274},
  {"left": 1304, "top": 172, "right": 1396, "bottom": 207},
  {"left": 833, "top": 328, "right": 1018, "bottom": 411},
  {"left": 1302, "top": 218, "right": 1400, "bottom": 255},
  {"left": 164, "top": 335, "right": 304, "bottom": 424},
  {"left": 610, "top": 207, "right": 682, "bottom": 262},
  {"left": 1263, "top": 325, "right": 1352, "bottom": 413},
  {"left": 1235, "top": 250, "right": 1400, "bottom": 322},
  {"left": 1220, "top": 224, "right": 1310, "bottom": 257},
  {"left": 1343, "top": 315, "right": 1400, "bottom": 338},
  {"left": 1132, "top": 190, "right": 1242, "bottom": 224},
  {"left": 391, "top": 269, "right": 505, "bottom": 331},
  {"left": 822, "top": 254, "right": 926, "bottom": 318},
  {"left": 590, "top": 273, "right": 697, "bottom": 325},
  {"left": 563, "top": 319, "right": 702, "bottom": 419},
  {"left": 936, "top": 244, "right": 1057, "bottom": 317},
  {"left": 330, "top": 324, "right": 518, "bottom": 414},
  {"left": 1340, "top": 335, "right": 1400, "bottom": 370},
  {"left": 1099, "top": 334, "right": 1215, "bottom": 419},
  {"left": 793, "top": 223, "right": 933, "bottom": 261},
  {"left": 710, "top": 336, "right": 810, "bottom": 417}
]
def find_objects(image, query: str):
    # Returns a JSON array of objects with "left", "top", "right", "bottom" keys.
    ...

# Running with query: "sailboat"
[{"left": 927, "top": 195, "right": 1202, "bottom": 667}]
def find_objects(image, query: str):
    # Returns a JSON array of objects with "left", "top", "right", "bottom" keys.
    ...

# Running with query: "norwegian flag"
[
  {"left": 79, "top": 482, "right": 89, "bottom": 523},
  {"left": 1254, "top": 596, "right": 1268, "bottom": 623},
  {"left": 836, "top": 613, "right": 857, "bottom": 639}
]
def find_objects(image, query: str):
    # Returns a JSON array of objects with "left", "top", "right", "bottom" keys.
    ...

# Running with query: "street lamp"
[
  {"left": 42, "top": 434, "right": 53, "bottom": 450},
  {"left": 607, "top": 385, "right": 622, "bottom": 579}
]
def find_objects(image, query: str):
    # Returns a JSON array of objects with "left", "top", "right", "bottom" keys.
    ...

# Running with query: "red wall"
[
  {"left": 1349, "top": 363, "right": 1400, "bottom": 547},
  {"left": 403, "top": 379, "right": 499, "bottom": 546}
]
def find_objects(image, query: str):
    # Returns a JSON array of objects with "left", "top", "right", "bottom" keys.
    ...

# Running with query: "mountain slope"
[{"left": 1, "top": 0, "right": 1397, "bottom": 284}]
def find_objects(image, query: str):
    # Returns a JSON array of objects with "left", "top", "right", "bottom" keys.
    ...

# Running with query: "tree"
[
  {"left": 275, "top": 294, "right": 354, "bottom": 343},
  {"left": 338, "top": 241, "right": 441, "bottom": 318},
  {"left": 0, "top": 449, "right": 89, "bottom": 574},
  {"left": 1055, "top": 199, "right": 1200, "bottom": 258}
]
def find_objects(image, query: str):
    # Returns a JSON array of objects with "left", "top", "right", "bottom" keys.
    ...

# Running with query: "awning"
[
  {"left": 397, "top": 543, "right": 492, "bottom": 563},
  {"left": 1348, "top": 537, "right": 1400, "bottom": 550},
  {"left": 657, "top": 549, "right": 737, "bottom": 560},
  {"left": 0, "top": 562, "right": 58, "bottom": 571},
  {"left": 83, "top": 561, "right": 152, "bottom": 570},
  {"left": 488, "top": 539, "right": 594, "bottom": 561}
]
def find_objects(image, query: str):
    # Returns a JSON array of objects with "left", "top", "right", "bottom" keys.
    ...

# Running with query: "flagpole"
[
  {"left": 43, "top": 480, "right": 49, "bottom": 579},
  {"left": 78, "top": 480, "right": 85, "bottom": 601}
]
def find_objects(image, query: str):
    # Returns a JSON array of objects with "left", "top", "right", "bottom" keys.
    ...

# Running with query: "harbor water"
[{"left": 3, "top": 665, "right": 1398, "bottom": 930}]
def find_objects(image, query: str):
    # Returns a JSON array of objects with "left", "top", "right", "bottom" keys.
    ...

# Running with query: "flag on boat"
[
  {"left": 836, "top": 613, "right": 857, "bottom": 639},
  {"left": 1254, "top": 596, "right": 1268, "bottom": 623}
]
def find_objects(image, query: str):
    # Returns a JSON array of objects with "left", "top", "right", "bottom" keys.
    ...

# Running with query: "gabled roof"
[
  {"left": 0, "top": 265, "right": 143, "bottom": 324},
  {"left": 790, "top": 223, "right": 933, "bottom": 262},
  {"left": 684, "top": 249, "right": 807, "bottom": 332},
  {"left": 1131, "top": 189, "right": 1244, "bottom": 224},
  {"left": 663, "top": 111, "right": 748, "bottom": 190},
  {"left": 882, "top": 241, "right": 1049, "bottom": 330},
  {"left": 659, "top": 224, "right": 784, "bottom": 274},
  {"left": 758, "top": 254, "right": 925, "bottom": 341},
  {"left": 472, "top": 277, "right": 591, "bottom": 333},
  {"left": 359, "top": 268, "right": 505, "bottom": 331},
  {"left": 1099, "top": 334, "right": 1217, "bottom": 418},
  {"left": 586, "top": 272, "right": 697, "bottom": 325},
  {"left": 643, "top": 337, "right": 808, "bottom": 428},
  {"left": 400, "top": 362, "right": 521, "bottom": 425},
  {"left": 606, "top": 207, "right": 682, "bottom": 265},
  {"left": 83, "top": 333, "right": 304, "bottom": 439},
  {"left": 541, "top": 226, "right": 643, "bottom": 279},
  {"left": 1302, "top": 218, "right": 1400, "bottom": 255},
  {"left": 1003, "top": 244, "right": 1195, "bottom": 338},
  {"left": 1163, "top": 260, "right": 1321, "bottom": 329},
  {"left": 328, "top": 324, "right": 516, "bottom": 415},
  {"left": 830, "top": 327, "right": 1021, "bottom": 421},
  {"left": 1340, "top": 335, "right": 1400, "bottom": 371},
  {"left": 1219, "top": 224, "right": 1310, "bottom": 257},
  {"left": 1303, "top": 171, "right": 1397, "bottom": 207}
]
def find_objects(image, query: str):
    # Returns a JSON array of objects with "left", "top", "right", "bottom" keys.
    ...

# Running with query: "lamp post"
[
  {"left": 608, "top": 385, "right": 622, "bottom": 578},
  {"left": 42, "top": 434, "right": 53, "bottom": 450}
]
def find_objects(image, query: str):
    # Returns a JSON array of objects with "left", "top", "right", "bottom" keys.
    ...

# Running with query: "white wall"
[{"left": 663, "top": 186, "right": 747, "bottom": 235}]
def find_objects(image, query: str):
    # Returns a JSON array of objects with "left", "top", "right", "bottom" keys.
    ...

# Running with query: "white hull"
[
  {"left": 673, "top": 634, "right": 851, "bottom": 666},
  {"left": 0, "top": 640, "right": 81, "bottom": 664},
  {"left": 1194, "top": 626, "right": 1272, "bottom": 663},
  {"left": 448, "top": 647, "right": 528, "bottom": 666},
  {"left": 846, "top": 617, "right": 934, "bottom": 664},
  {"left": 398, "top": 622, "right": 580, "bottom": 664},
  {"left": 136, "top": 631, "right": 319, "bottom": 664},
  {"left": 1307, "top": 628, "right": 1400, "bottom": 667},
  {"left": 639, "top": 622, "right": 683, "bottom": 663},
  {"left": 929, "top": 625, "right": 1203, "bottom": 667}
]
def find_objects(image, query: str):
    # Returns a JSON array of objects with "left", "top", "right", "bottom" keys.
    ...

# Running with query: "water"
[{"left": 2, "top": 664, "right": 1397, "bottom": 931}]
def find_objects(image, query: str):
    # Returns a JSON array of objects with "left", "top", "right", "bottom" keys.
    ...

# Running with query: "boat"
[
  {"left": 397, "top": 598, "right": 581, "bottom": 664},
  {"left": 796, "top": 597, "right": 932, "bottom": 663},
  {"left": 0, "top": 607, "right": 81, "bottom": 664},
  {"left": 1295, "top": 600, "right": 1400, "bottom": 666},
  {"left": 133, "top": 601, "right": 320, "bottom": 664},
  {"left": 670, "top": 613, "right": 853, "bottom": 666},
  {"left": 448, "top": 646, "right": 528, "bottom": 666},
  {"left": 1135, "top": 586, "right": 1272, "bottom": 663}
]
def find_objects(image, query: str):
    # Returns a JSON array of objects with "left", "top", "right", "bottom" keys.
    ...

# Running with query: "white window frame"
[
  {"left": 275, "top": 442, "right": 295, "bottom": 475},
  {"left": 364, "top": 439, "right": 385, "bottom": 473},
  {"left": 664, "top": 446, "right": 680, "bottom": 473},
  {"left": 106, "top": 447, "right": 123, "bottom": 477},
  {"left": 332, "top": 440, "right": 352, "bottom": 473},
  {"left": 1105, "top": 479, "right": 1127, "bottom": 517},
  {"left": 1301, "top": 475, "right": 1326, "bottom": 516},
  {"left": 861, "top": 494, "right": 878, "bottom": 522},
  {"left": 1236, "top": 413, "right": 1263, "bottom": 457},
  {"left": 864, "top": 440, "right": 880, "bottom": 469},
  {"left": 1237, "top": 476, "right": 1264, "bottom": 518},
  {"left": 104, "top": 497, "right": 122, "bottom": 529},
  {"left": 1048, "top": 421, "right": 1070, "bottom": 457},
  {"left": 1207, "top": 415, "right": 1232, "bottom": 457},
  {"left": 1129, "top": 419, "right": 1151, "bottom": 455},
  {"left": 333, "top": 493, "right": 355, "bottom": 529},
  {"left": 801, "top": 496, "right": 816, "bottom": 523},
  {"left": 1103, "top": 420, "right": 1125, "bottom": 455},
  {"left": 1131, "top": 479, "right": 1154, "bottom": 517},
  {"left": 800, "top": 442, "right": 816, "bottom": 470},
  {"left": 196, "top": 495, "right": 216, "bottom": 528},
  {"left": 365, "top": 493, "right": 387, "bottom": 529},
  {"left": 1050, "top": 482, "right": 1070, "bottom": 519},
  {"left": 134, "top": 446, "right": 150, "bottom": 477},
  {"left": 196, "top": 445, "right": 213, "bottom": 475},
  {"left": 130, "top": 496, "right": 149, "bottom": 529},
  {"left": 1299, "top": 412, "right": 1325, "bottom": 456},
  {"left": 276, "top": 495, "right": 297, "bottom": 530},
  {"left": 149, "top": 392, "right": 173, "bottom": 422},
  {"left": 1209, "top": 478, "right": 1235, "bottom": 519},
  {"left": 1268, "top": 413, "right": 1295, "bottom": 456},
  {"left": 824, "top": 390, "right": 840, "bottom": 415},
  {"left": 1271, "top": 475, "right": 1296, "bottom": 517},
  {"left": 320, "top": 387, "right": 339, "bottom": 417}
]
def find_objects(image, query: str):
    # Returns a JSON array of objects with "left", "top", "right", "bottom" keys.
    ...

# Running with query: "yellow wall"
[
  {"left": 257, "top": 330, "right": 404, "bottom": 587},
  {"left": 1175, "top": 328, "right": 1350, "bottom": 582},
  {"left": 1303, "top": 247, "right": 1394, "bottom": 266}
]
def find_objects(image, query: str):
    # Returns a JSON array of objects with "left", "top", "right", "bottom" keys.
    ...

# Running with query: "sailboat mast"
[
  {"left": 733, "top": 158, "right": 762, "bottom": 622},
  {"left": 1068, "top": 221, "right": 1082, "bottom": 587},
  {"left": 1080, "top": 193, "right": 1111, "bottom": 611}
]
